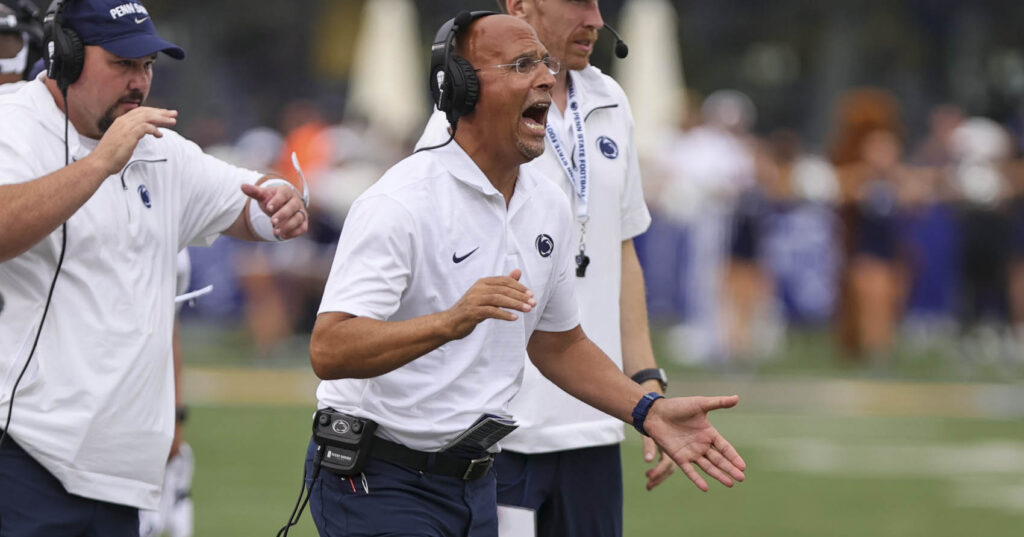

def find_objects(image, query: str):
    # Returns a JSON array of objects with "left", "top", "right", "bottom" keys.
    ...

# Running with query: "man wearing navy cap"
[{"left": 0, "top": 1, "right": 309, "bottom": 535}]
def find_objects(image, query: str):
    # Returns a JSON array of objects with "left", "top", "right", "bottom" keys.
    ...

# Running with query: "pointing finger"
[{"left": 240, "top": 182, "right": 266, "bottom": 201}]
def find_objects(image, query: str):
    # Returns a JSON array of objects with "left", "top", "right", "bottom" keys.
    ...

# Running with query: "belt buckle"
[{"left": 462, "top": 455, "right": 493, "bottom": 480}]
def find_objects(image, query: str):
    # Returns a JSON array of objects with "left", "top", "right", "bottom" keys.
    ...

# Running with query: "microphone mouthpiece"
[
  {"left": 603, "top": 24, "right": 630, "bottom": 60},
  {"left": 614, "top": 40, "right": 629, "bottom": 59}
]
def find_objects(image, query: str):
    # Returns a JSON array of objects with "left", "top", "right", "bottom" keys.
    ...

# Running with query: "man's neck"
[
  {"left": 553, "top": 70, "right": 570, "bottom": 112},
  {"left": 454, "top": 132, "right": 519, "bottom": 206}
]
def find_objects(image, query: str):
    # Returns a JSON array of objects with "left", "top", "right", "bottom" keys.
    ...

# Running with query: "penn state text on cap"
[{"left": 62, "top": 0, "right": 184, "bottom": 59}]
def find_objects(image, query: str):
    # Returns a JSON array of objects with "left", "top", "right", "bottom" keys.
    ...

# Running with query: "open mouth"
[{"left": 521, "top": 101, "right": 550, "bottom": 133}]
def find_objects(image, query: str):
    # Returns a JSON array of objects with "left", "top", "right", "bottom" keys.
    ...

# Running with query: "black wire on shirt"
[{"left": 0, "top": 87, "right": 71, "bottom": 450}]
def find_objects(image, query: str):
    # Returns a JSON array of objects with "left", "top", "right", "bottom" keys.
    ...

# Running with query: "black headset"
[
  {"left": 42, "top": 0, "right": 83, "bottom": 91},
  {"left": 429, "top": 10, "right": 496, "bottom": 131}
]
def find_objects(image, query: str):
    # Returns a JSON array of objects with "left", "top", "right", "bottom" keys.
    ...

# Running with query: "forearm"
[
  {"left": 309, "top": 311, "right": 455, "bottom": 380},
  {"left": 528, "top": 327, "right": 647, "bottom": 423},
  {"left": 620, "top": 239, "right": 660, "bottom": 380},
  {"left": 0, "top": 156, "right": 109, "bottom": 261}
]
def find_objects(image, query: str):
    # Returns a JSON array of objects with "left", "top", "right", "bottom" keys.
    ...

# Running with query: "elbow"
[{"left": 309, "top": 337, "right": 346, "bottom": 380}]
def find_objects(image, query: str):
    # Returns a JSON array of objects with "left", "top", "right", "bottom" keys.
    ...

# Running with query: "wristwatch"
[
  {"left": 631, "top": 368, "right": 667, "bottom": 392},
  {"left": 632, "top": 392, "right": 664, "bottom": 436},
  {"left": 175, "top": 405, "right": 189, "bottom": 424}
]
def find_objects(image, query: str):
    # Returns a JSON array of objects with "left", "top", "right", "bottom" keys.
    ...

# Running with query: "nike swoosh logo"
[
  {"left": 135, "top": 16, "right": 150, "bottom": 24},
  {"left": 452, "top": 247, "right": 479, "bottom": 264}
]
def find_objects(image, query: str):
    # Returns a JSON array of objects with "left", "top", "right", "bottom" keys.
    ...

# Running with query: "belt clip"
[{"left": 462, "top": 456, "right": 493, "bottom": 481}]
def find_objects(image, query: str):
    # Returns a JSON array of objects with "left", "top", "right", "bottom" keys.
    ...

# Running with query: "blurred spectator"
[
  {"left": 659, "top": 90, "right": 758, "bottom": 364},
  {"left": 830, "top": 88, "right": 910, "bottom": 362},
  {"left": 760, "top": 130, "right": 840, "bottom": 333},
  {"left": 1010, "top": 155, "right": 1024, "bottom": 351},
  {"left": 720, "top": 129, "right": 778, "bottom": 361},
  {"left": 949, "top": 117, "right": 1017, "bottom": 361},
  {"left": 900, "top": 105, "right": 964, "bottom": 346}
]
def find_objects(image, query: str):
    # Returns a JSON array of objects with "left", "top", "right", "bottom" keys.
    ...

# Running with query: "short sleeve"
[
  {"left": 535, "top": 199, "right": 581, "bottom": 333},
  {"left": 168, "top": 131, "right": 261, "bottom": 248},
  {"left": 318, "top": 194, "right": 415, "bottom": 321}
]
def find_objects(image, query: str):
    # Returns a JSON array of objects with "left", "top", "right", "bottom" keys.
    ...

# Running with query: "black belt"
[{"left": 371, "top": 437, "right": 493, "bottom": 481}]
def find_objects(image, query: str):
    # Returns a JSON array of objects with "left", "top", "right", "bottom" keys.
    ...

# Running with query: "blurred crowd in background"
[{"left": 143, "top": 0, "right": 1024, "bottom": 370}]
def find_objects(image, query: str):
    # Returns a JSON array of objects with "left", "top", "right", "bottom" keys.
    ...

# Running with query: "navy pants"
[
  {"left": 0, "top": 435, "right": 139, "bottom": 537},
  {"left": 304, "top": 439, "right": 498, "bottom": 537},
  {"left": 495, "top": 444, "right": 623, "bottom": 537}
]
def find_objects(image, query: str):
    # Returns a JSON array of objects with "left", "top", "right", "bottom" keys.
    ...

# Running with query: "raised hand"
[
  {"left": 240, "top": 181, "right": 309, "bottom": 240},
  {"left": 90, "top": 106, "right": 178, "bottom": 176},
  {"left": 444, "top": 269, "right": 537, "bottom": 340},
  {"left": 644, "top": 395, "right": 746, "bottom": 492}
]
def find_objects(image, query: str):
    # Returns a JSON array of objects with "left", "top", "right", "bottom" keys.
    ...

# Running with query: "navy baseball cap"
[{"left": 62, "top": 0, "right": 184, "bottom": 60}]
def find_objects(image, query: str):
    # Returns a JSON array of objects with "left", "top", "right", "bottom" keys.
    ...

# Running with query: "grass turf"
[{"left": 186, "top": 405, "right": 1024, "bottom": 537}]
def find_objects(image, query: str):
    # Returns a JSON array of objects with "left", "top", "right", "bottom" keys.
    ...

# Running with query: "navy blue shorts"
[
  {"left": 495, "top": 444, "right": 622, "bottom": 537},
  {"left": 304, "top": 438, "right": 498, "bottom": 537},
  {"left": 0, "top": 434, "right": 139, "bottom": 537}
]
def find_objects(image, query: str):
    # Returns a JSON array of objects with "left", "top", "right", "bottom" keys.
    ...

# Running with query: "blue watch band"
[{"left": 631, "top": 392, "right": 664, "bottom": 437}]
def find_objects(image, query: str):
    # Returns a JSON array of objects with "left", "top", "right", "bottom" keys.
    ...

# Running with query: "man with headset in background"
[
  {"left": 415, "top": 2, "right": 673, "bottom": 535},
  {"left": 0, "top": 0, "right": 43, "bottom": 93},
  {"left": 305, "top": 12, "right": 744, "bottom": 537},
  {"left": 0, "top": 1, "right": 309, "bottom": 535}
]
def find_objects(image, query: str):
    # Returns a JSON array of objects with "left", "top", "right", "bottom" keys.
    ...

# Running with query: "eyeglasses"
[{"left": 479, "top": 56, "right": 562, "bottom": 76}]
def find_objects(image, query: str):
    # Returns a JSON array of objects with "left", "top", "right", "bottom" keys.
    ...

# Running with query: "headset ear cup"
[
  {"left": 451, "top": 56, "right": 479, "bottom": 116},
  {"left": 61, "top": 27, "right": 83, "bottom": 87}
]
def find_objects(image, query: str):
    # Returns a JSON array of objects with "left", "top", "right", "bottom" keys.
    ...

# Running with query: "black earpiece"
[
  {"left": 428, "top": 10, "right": 497, "bottom": 132},
  {"left": 43, "top": 0, "right": 84, "bottom": 91},
  {"left": 603, "top": 23, "right": 629, "bottom": 59}
]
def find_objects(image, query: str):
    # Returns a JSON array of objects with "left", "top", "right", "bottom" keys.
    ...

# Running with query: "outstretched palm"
[{"left": 645, "top": 395, "right": 747, "bottom": 491}]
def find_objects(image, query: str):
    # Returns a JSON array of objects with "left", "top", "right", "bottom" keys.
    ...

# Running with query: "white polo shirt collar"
[{"left": 433, "top": 139, "right": 536, "bottom": 218}]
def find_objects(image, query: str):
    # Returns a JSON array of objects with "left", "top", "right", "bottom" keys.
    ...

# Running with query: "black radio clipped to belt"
[{"left": 312, "top": 409, "right": 378, "bottom": 475}]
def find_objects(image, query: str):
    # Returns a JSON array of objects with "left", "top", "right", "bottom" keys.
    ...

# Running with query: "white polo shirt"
[
  {"left": 417, "top": 65, "right": 651, "bottom": 453},
  {"left": 316, "top": 140, "right": 580, "bottom": 452},
  {"left": 0, "top": 79, "right": 27, "bottom": 95},
  {"left": 0, "top": 78, "right": 259, "bottom": 509}
]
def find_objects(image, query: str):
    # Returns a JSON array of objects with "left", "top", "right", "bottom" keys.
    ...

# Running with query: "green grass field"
[
  {"left": 177, "top": 323, "right": 1024, "bottom": 535},
  {"left": 186, "top": 405, "right": 1024, "bottom": 537}
]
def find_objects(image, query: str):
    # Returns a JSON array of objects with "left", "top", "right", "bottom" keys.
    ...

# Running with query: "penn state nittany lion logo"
[
  {"left": 535, "top": 234, "right": 554, "bottom": 258},
  {"left": 597, "top": 136, "right": 619, "bottom": 159},
  {"left": 138, "top": 184, "right": 152, "bottom": 208}
]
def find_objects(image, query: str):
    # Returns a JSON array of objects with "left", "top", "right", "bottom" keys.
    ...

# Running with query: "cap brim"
[{"left": 99, "top": 34, "right": 185, "bottom": 60}]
